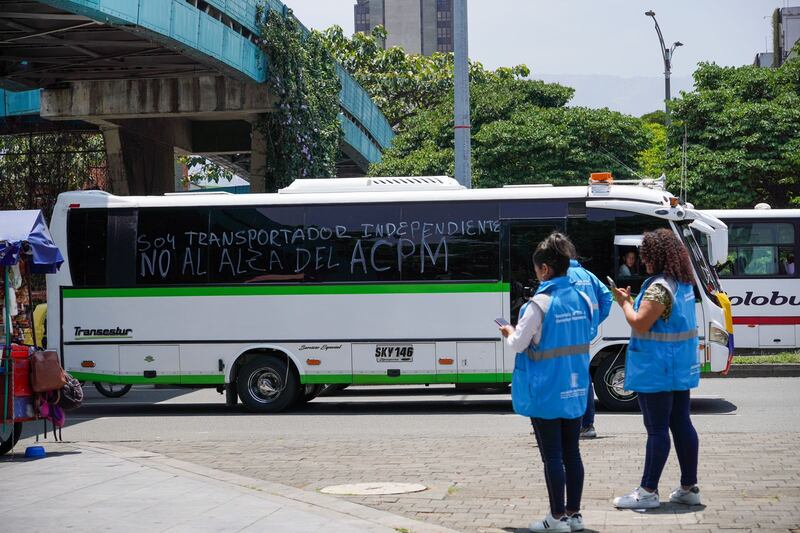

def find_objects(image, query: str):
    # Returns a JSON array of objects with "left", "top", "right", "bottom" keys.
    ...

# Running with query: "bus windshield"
[{"left": 677, "top": 221, "right": 723, "bottom": 299}]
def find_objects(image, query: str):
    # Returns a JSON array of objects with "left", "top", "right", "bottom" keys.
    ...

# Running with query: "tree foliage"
[
  {"left": 669, "top": 55, "right": 800, "bottom": 208},
  {"left": 326, "top": 25, "right": 648, "bottom": 187},
  {"left": 252, "top": 8, "right": 342, "bottom": 190},
  {"left": 473, "top": 104, "right": 649, "bottom": 188},
  {"left": 640, "top": 109, "right": 667, "bottom": 126},
  {"left": 322, "top": 25, "right": 535, "bottom": 130},
  {"left": 637, "top": 122, "right": 667, "bottom": 180},
  {"left": 0, "top": 131, "right": 106, "bottom": 218}
]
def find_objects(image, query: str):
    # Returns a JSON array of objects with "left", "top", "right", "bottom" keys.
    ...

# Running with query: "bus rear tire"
[
  {"left": 296, "top": 384, "right": 324, "bottom": 405},
  {"left": 94, "top": 382, "right": 132, "bottom": 398},
  {"left": 593, "top": 351, "right": 639, "bottom": 412},
  {"left": 237, "top": 356, "right": 298, "bottom": 413}
]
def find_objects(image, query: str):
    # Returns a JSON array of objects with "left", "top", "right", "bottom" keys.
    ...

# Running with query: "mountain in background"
[{"left": 535, "top": 74, "right": 694, "bottom": 117}]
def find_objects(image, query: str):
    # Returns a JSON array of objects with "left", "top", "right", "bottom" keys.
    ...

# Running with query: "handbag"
[
  {"left": 31, "top": 350, "right": 67, "bottom": 393},
  {"left": 57, "top": 372, "right": 84, "bottom": 410}
]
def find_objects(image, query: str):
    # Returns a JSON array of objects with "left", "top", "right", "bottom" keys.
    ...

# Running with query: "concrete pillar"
[
  {"left": 118, "top": 128, "right": 176, "bottom": 195},
  {"left": 249, "top": 123, "right": 268, "bottom": 193},
  {"left": 101, "top": 126, "right": 130, "bottom": 196}
]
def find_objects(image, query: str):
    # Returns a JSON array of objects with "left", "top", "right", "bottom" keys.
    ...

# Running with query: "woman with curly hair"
[{"left": 611, "top": 228, "right": 702, "bottom": 510}]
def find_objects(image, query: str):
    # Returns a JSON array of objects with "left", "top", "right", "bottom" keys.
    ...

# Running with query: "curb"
[
  {"left": 705, "top": 364, "right": 800, "bottom": 378},
  {"left": 81, "top": 442, "right": 459, "bottom": 533}
]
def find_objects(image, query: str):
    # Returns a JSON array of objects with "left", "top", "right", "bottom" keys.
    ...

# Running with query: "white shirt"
[{"left": 505, "top": 294, "right": 551, "bottom": 353}]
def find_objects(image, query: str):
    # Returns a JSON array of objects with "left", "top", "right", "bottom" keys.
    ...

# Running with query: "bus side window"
[{"left": 724, "top": 222, "right": 795, "bottom": 278}]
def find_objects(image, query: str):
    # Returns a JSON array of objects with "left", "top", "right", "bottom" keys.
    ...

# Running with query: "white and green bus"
[{"left": 46, "top": 176, "right": 733, "bottom": 412}]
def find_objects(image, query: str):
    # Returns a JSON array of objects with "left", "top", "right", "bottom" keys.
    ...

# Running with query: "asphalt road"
[{"left": 20, "top": 377, "right": 800, "bottom": 442}]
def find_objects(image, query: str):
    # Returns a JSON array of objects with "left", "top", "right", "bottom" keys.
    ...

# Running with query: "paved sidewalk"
[
  {"left": 136, "top": 432, "right": 800, "bottom": 533},
  {"left": 0, "top": 442, "right": 457, "bottom": 533}
]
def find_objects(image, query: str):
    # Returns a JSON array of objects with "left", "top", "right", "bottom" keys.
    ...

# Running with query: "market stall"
[{"left": 1, "top": 209, "right": 64, "bottom": 455}]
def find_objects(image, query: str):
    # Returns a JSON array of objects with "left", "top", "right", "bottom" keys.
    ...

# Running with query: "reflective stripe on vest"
[
  {"left": 631, "top": 329, "right": 698, "bottom": 342},
  {"left": 526, "top": 343, "right": 591, "bottom": 362}
]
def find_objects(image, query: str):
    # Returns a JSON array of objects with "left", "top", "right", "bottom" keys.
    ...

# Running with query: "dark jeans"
[
  {"left": 530, "top": 416, "right": 584, "bottom": 516},
  {"left": 638, "top": 390, "right": 699, "bottom": 491},
  {"left": 582, "top": 382, "right": 595, "bottom": 428}
]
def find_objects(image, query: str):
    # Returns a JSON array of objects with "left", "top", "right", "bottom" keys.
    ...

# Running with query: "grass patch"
[{"left": 732, "top": 352, "right": 800, "bottom": 365}]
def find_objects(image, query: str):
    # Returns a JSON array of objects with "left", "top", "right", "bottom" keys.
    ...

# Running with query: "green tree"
[
  {"left": 255, "top": 9, "right": 342, "bottom": 190},
  {"left": 369, "top": 76, "right": 648, "bottom": 187},
  {"left": 326, "top": 25, "right": 649, "bottom": 187},
  {"left": 669, "top": 55, "right": 800, "bottom": 208},
  {"left": 474, "top": 105, "right": 649, "bottom": 188},
  {"left": 0, "top": 131, "right": 106, "bottom": 218},
  {"left": 637, "top": 121, "right": 667, "bottom": 179},
  {"left": 322, "top": 25, "right": 533, "bottom": 130},
  {"left": 640, "top": 109, "right": 667, "bottom": 126}
]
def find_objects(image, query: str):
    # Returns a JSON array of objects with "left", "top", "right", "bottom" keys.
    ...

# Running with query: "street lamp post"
[{"left": 645, "top": 10, "right": 682, "bottom": 129}]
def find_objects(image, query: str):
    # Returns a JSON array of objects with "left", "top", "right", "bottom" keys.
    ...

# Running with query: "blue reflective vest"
[
  {"left": 568, "top": 259, "right": 613, "bottom": 338},
  {"left": 512, "top": 276, "right": 592, "bottom": 420},
  {"left": 624, "top": 276, "right": 700, "bottom": 393}
]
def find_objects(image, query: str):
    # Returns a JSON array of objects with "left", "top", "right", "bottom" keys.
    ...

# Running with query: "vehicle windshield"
[{"left": 677, "top": 221, "right": 723, "bottom": 300}]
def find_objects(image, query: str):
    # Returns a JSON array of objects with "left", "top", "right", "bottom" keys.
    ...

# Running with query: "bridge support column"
[
  {"left": 249, "top": 122, "right": 268, "bottom": 193},
  {"left": 101, "top": 126, "right": 130, "bottom": 196},
  {"left": 116, "top": 128, "right": 177, "bottom": 195}
]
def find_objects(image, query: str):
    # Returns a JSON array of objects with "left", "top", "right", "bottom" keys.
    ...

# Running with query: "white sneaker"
[
  {"left": 529, "top": 513, "right": 571, "bottom": 532},
  {"left": 567, "top": 512, "right": 584, "bottom": 531},
  {"left": 613, "top": 487, "right": 660, "bottom": 509},
  {"left": 669, "top": 485, "right": 701, "bottom": 505}
]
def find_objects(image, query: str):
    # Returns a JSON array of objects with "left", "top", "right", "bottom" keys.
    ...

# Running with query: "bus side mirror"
[{"left": 690, "top": 219, "right": 728, "bottom": 266}]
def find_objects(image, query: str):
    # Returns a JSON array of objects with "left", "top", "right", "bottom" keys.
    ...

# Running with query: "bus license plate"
[{"left": 374, "top": 345, "right": 414, "bottom": 363}]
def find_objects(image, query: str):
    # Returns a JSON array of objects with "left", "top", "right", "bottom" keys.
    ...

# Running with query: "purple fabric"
[{"left": 0, "top": 210, "right": 64, "bottom": 273}]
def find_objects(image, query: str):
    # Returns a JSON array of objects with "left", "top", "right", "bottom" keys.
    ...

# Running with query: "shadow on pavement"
[
  {"left": 0, "top": 449, "right": 82, "bottom": 462},
  {"left": 625, "top": 503, "right": 707, "bottom": 514},
  {"left": 502, "top": 526, "right": 599, "bottom": 533},
  {"left": 48, "top": 396, "right": 737, "bottom": 418},
  {"left": 9, "top": 387, "right": 737, "bottom": 442}
]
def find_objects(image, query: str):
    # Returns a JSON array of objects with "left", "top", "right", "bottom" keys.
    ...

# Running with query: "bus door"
[{"left": 504, "top": 220, "right": 564, "bottom": 373}]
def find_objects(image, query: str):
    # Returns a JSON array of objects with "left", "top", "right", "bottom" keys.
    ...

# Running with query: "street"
[{"left": 12, "top": 377, "right": 800, "bottom": 532}]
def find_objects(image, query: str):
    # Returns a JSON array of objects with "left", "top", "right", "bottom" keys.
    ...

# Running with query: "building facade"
[
  {"left": 354, "top": 0, "right": 454, "bottom": 55},
  {"left": 773, "top": 6, "right": 800, "bottom": 67}
]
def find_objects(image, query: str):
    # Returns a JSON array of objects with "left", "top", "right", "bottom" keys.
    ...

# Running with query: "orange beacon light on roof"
[{"left": 590, "top": 172, "right": 613, "bottom": 183}]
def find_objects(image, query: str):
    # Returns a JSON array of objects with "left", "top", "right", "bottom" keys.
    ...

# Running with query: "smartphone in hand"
[
  {"left": 606, "top": 276, "right": 617, "bottom": 289},
  {"left": 494, "top": 317, "right": 510, "bottom": 327}
]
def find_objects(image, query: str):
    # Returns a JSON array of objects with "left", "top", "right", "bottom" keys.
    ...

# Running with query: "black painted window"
[
  {"left": 67, "top": 209, "right": 108, "bottom": 287},
  {"left": 209, "top": 206, "right": 306, "bottom": 284},
  {"left": 136, "top": 208, "right": 210, "bottom": 285}
]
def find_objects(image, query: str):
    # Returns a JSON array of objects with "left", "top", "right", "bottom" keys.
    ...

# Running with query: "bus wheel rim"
[
  {"left": 607, "top": 367, "right": 633, "bottom": 401},
  {"left": 248, "top": 369, "right": 282, "bottom": 403}
]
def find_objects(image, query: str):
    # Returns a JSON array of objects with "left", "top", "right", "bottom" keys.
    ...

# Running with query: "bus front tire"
[
  {"left": 237, "top": 356, "right": 298, "bottom": 413},
  {"left": 593, "top": 351, "right": 639, "bottom": 412},
  {"left": 0, "top": 422, "right": 23, "bottom": 456}
]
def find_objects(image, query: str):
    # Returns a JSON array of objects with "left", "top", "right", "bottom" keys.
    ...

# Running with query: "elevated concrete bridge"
[{"left": 0, "top": 0, "right": 393, "bottom": 193}]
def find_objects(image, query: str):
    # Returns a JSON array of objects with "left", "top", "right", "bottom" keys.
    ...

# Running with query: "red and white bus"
[{"left": 704, "top": 209, "right": 800, "bottom": 351}]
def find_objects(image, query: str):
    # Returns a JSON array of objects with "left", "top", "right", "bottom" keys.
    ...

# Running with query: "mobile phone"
[
  {"left": 494, "top": 317, "right": 510, "bottom": 327},
  {"left": 606, "top": 276, "right": 617, "bottom": 289}
]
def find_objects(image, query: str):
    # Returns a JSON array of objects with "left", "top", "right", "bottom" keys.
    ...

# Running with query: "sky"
[{"left": 284, "top": 0, "right": 792, "bottom": 115}]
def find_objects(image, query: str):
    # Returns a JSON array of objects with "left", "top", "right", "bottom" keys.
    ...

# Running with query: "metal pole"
[
  {"left": 453, "top": 0, "right": 471, "bottom": 188},
  {"left": 664, "top": 50, "right": 671, "bottom": 129}
]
